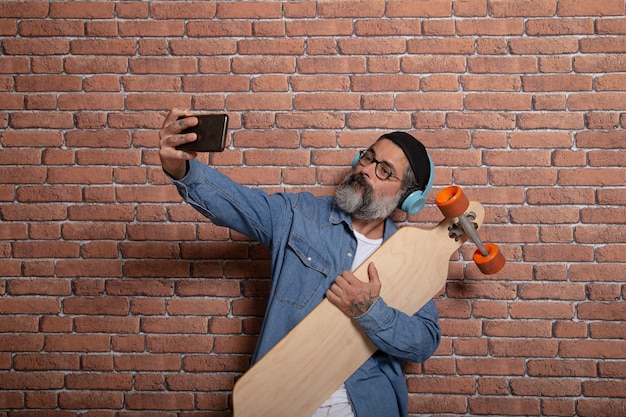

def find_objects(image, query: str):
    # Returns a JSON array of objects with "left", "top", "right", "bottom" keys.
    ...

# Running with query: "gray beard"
[{"left": 334, "top": 173, "right": 402, "bottom": 221}]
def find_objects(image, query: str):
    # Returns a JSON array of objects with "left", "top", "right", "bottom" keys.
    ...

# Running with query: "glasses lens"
[{"left": 376, "top": 162, "right": 393, "bottom": 180}]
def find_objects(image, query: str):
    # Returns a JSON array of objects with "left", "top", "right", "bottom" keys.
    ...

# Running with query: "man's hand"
[
  {"left": 159, "top": 107, "right": 199, "bottom": 180},
  {"left": 326, "top": 262, "right": 381, "bottom": 318}
]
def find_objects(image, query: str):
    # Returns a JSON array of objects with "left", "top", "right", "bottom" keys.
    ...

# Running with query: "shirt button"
[
  {"left": 307, "top": 257, "right": 312, "bottom": 262},
  {"left": 347, "top": 253, "right": 353, "bottom": 258}
]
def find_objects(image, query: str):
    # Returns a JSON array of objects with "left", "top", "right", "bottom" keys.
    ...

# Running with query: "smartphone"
[{"left": 175, "top": 114, "right": 229, "bottom": 152}]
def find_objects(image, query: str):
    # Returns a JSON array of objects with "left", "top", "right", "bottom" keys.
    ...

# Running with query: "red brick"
[
  {"left": 250, "top": 74, "right": 289, "bottom": 92},
  {"left": 226, "top": 92, "right": 293, "bottom": 111},
  {"left": 511, "top": 377, "right": 581, "bottom": 396},
  {"left": 116, "top": 2, "right": 148, "bottom": 19},
  {"left": 166, "top": 298, "right": 229, "bottom": 316},
  {"left": 489, "top": 0, "right": 557, "bottom": 16},
  {"left": 490, "top": 338, "right": 559, "bottom": 357},
  {"left": 167, "top": 374, "right": 234, "bottom": 391},
  {"left": 560, "top": 340, "right": 626, "bottom": 359},
  {"left": 3, "top": 38, "right": 69, "bottom": 55},
  {"left": 0, "top": 166, "right": 47, "bottom": 184},
  {"left": 188, "top": 20, "right": 252, "bottom": 37},
  {"left": 64, "top": 296, "right": 130, "bottom": 316},
  {"left": 558, "top": 167, "right": 624, "bottom": 186},
  {"left": 0, "top": 57, "right": 30, "bottom": 74},
  {"left": 579, "top": 301, "right": 626, "bottom": 321},
  {"left": 575, "top": 55, "right": 626, "bottom": 72},
  {"left": 81, "top": 354, "right": 114, "bottom": 371},
  {"left": 150, "top": 1, "right": 216, "bottom": 19},
  {"left": 421, "top": 74, "right": 459, "bottom": 91},
  {"left": 528, "top": 359, "right": 597, "bottom": 377},
  {"left": 25, "top": 390, "right": 58, "bottom": 409},
  {"left": 457, "top": 18, "right": 525, "bottom": 35},
  {"left": 557, "top": 0, "right": 625, "bottom": 16},
  {"left": 294, "top": 93, "right": 361, "bottom": 110},
  {"left": 484, "top": 320, "right": 552, "bottom": 337},
  {"left": 597, "top": 17, "right": 626, "bottom": 34},
  {"left": 44, "top": 334, "right": 111, "bottom": 352},
  {"left": 176, "top": 279, "right": 239, "bottom": 297},
  {"left": 7, "top": 278, "right": 71, "bottom": 296},
  {"left": 355, "top": 19, "right": 421, "bottom": 36},
  {"left": 16, "top": 185, "right": 81, "bottom": 202},
  {"left": 13, "top": 353, "right": 80, "bottom": 371},
  {"left": 297, "top": 57, "right": 365, "bottom": 74},
  {"left": 0, "top": 371, "right": 64, "bottom": 390},
  {"left": 528, "top": 18, "right": 594, "bottom": 35},
  {"left": 125, "top": 392, "right": 194, "bottom": 410},
  {"left": 0, "top": 1, "right": 48, "bottom": 18},
  {"left": 40, "top": 315, "right": 72, "bottom": 333},
  {"left": 134, "top": 373, "right": 165, "bottom": 391},
  {"left": 569, "top": 92, "right": 626, "bottom": 110},
  {"left": 578, "top": 399, "right": 626, "bottom": 416},
  {"left": 55, "top": 260, "right": 122, "bottom": 278},
  {"left": 402, "top": 55, "right": 466, "bottom": 73},
  {"left": 59, "top": 391, "right": 123, "bottom": 409},
  {"left": 130, "top": 57, "right": 197, "bottom": 74},
  {"left": 15, "top": 75, "right": 81, "bottom": 92},
  {"left": 66, "top": 372, "right": 132, "bottom": 390},
  {"left": 400, "top": 91, "right": 461, "bottom": 111},
  {"left": 386, "top": 0, "right": 452, "bottom": 17},
  {"left": 599, "top": 361, "right": 626, "bottom": 378},
  {"left": 470, "top": 396, "right": 540, "bottom": 416}
]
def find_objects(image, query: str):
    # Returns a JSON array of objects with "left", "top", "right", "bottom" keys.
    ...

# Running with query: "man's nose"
[{"left": 359, "top": 161, "right": 375, "bottom": 179}]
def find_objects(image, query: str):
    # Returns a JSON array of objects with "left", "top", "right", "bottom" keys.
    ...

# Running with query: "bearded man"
[{"left": 159, "top": 108, "right": 441, "bottom": 417}]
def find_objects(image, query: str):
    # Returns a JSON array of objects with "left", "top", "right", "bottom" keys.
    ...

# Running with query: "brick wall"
[{"left": 1, "top": 0, "right": 625, "bottom": 415}]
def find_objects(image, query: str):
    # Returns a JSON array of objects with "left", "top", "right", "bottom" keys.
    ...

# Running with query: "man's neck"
[{"left": 351, "top": 216, "right": 385, "bottom": 240}]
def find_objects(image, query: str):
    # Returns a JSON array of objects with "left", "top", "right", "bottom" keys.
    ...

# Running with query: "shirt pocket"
[{"left": 274, "top": 233, "right": 332, "bottom": 310}]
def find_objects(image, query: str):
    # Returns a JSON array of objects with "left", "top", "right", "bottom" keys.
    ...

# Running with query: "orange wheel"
[
  {"left": 473, "top": 243, "right": 506, "bottom": 275},
  {"left": 436, "top": 186, "right": 469, "bottom": 218}
]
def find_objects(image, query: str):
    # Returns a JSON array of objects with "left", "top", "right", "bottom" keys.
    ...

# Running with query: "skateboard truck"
[
  {"left": 447, "top": 211, "right": 477, "bottom": 240},
  {"left": 436, "top": 186, "right": 506, "bottom": 275}
]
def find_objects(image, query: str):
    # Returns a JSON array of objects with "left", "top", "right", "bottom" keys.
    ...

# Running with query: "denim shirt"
[{"left": 171, "top": 159, "right": 441, "bottom": 417}]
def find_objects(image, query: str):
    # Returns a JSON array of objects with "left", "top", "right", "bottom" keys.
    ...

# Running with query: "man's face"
[{"left": 335, "top": 139, "right": 410, "bottom": 221}]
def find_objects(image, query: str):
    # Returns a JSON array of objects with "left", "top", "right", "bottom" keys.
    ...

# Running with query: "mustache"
[{"left": 344, "top": 172, "right": 369, "bottom": 189}]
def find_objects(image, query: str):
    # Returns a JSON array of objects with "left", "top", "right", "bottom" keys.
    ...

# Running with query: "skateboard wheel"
[
  {"left": 436, "top": 186, "right": 469, "bottom": 218},
  {"left": 473, "top": 243, "right": 505, "bottom": 275}
]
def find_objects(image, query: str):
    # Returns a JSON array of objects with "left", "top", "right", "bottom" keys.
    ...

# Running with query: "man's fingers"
[
  {"left": 168, "top": 133, "right": 192, "bottom": 147},
  {"left": 367, "top": 262, "right": 382, "bottom": 296},
  {"left": 162, "top": 107, "right": 192, "bottom": 129}
]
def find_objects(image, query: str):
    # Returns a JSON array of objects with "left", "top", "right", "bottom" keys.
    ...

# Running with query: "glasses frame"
[{"left": 357, "top": 149, "right": 402, "bottom": 182}]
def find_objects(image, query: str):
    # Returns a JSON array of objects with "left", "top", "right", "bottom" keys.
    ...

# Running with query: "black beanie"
[{"left": 380, "top": 132, "right": 431, "bottom": 191}]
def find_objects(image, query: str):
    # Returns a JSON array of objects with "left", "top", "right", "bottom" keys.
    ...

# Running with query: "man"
[{"left": 159, "top": 108, "right": 441, "bottom": 417}]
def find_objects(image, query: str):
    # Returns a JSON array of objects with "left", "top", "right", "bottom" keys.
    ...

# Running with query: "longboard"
[{"left": 232, "top": 186, "right": 504, "bottom": 417}]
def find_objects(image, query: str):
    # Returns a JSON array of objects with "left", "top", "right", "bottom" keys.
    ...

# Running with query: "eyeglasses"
[{"left": 357, "top": 149, "right": 402, "bottom": 181}]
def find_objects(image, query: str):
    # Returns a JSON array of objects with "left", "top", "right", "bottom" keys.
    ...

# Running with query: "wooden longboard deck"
[{"left": 232, "top": 201, "right": 485, "bottom": 417}]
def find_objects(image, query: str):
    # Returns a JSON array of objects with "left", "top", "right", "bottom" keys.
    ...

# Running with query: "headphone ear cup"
[
  {"left": 400, "top": 189, "right": 426, "bottom": 215},
  {"left": 352, "top": 153, "right": 361, "bottom": 168},
  {"left": 399, "top": 154, "right": 436, "bottom": 215}
]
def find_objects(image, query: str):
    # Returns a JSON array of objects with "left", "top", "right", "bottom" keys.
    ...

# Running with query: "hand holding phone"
[{"left": 175, "top": 114, "right": 229, "bottom": 152}]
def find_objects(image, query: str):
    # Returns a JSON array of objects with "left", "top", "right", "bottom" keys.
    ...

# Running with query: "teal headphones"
[{"left": 351, "top": 133, "right": 435, "bottom": 215}]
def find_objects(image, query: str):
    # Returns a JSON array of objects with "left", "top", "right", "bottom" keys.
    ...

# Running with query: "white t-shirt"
[
  {"left": 351, "top": 230, "right": 383, "bottom": 271},
  {"left": 312, "top": 230, "right": 383, "bottom": 416}
]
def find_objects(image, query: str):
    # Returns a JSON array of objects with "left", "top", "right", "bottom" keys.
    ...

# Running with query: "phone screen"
[{"left": 175, "top": 114, "right": 228, "bottom": 152}]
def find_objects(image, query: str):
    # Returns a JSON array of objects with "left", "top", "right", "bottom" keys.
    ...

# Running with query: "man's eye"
[{"left": 379, "top": 165, "right": 392, "bottom": 177}]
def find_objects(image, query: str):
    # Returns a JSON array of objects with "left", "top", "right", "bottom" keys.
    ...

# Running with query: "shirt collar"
[{"left": 329, "top": 198, "right": 398, "bottom": 240}]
